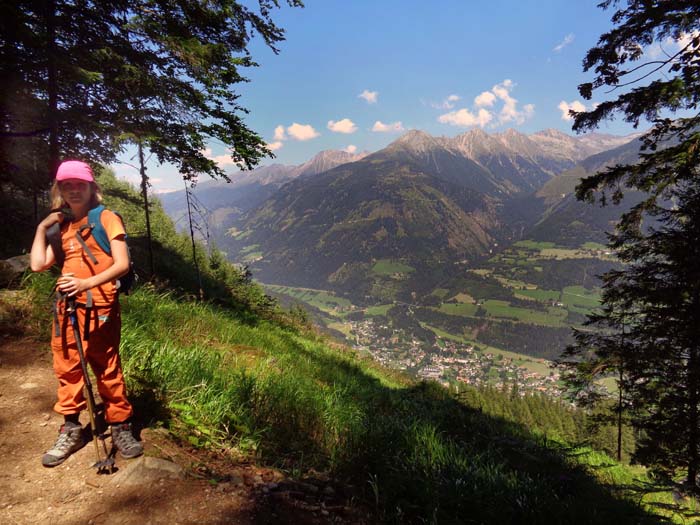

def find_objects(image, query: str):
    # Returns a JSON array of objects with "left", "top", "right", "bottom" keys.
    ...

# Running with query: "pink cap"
[{"left": 56, "top": 160, "right": 94, "bottom": 182}]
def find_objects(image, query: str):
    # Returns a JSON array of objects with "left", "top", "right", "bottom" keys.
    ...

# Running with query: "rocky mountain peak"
[
  {"left": 293, "top": 149, "right": 367, "bottom": 178},
  {"left": 394, "top": 129, "right": 437, "bottom": 145},
  {"left": 532, "top": 128, "right": 571, "bottom": 140}
]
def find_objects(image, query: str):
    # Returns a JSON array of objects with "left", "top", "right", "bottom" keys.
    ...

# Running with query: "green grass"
[
  {"left": 451, "top": 292, "right": 475, "bottom": 303},
  {"left": 430, "top": 288, "right": 450, "bottom": 298},
  {"left": 515, "top": 289, "right": 562, "bottom": 302},
  {"left": 371, "top": 259, "right": 416, "bottom": 275},
  {"left": 267, "top": 285, "right": 352, "bottom": 313},
  {"left": 364, "top": 304, "right": 392, "bottom": 316},
  {"left": 513, "top": 240, "right": 558, "bottom": 250},
  {"left": 17, "top": 274, "right": 686, "bottom": 523},
  {"left": 437, "top": 302, "right": 478, "bottom": 316},
  {"left": 562, "top": 286, "right": 601, "bottom": 309},
  {"left": 493, "top": 275, "right": 536, "bottom": 289},
  {"left": 240, "top": 244, "right": 261, "bottom": 254},
  {"left": 483, "top": 300, "right": 568, "bottom": 326},
  {"left": 581, "top": 242, "right": 608, "bottom": 251}
]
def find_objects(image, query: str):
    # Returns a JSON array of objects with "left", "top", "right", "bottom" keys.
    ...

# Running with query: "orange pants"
[{"left": 51, "top": 300, "right": 133, "bottom": 423}]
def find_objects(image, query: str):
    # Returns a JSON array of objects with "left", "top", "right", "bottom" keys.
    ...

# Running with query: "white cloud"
[
  {"left": 372, "top": 120, "right": 404, "bottom": 133},
  {"left": 430, "top": 94, "right": 461, "bottom": 109},
  {"left": 678, "top": 31, "right": 699, "bottom": 50},
  {"left": 267, "top": 141, "right": 283, "bottom": 151},
  {"left": 554, "top": 33, "right": 575, "bottom": 52},
  {"left": 286, "top": 123, "right": 320, "bottom": 141},
  {"left": 474, "top": 91, "right": 496, "bottom": 107},
  {"left": 327, "top": 118, "right": 358, "bottom": 134},
  {"left": 211, "top": 152, "right": 237, "bottom": 167},
  {"left": 438, "top": 79, "right": 534, "bottom": 128},
  {"left": 492, "top": 79, "right": 533, "bottom": 124},
  {"left": 273, "top": 125, "right": 286, "bottom": 141},
  {"left": 344, "top": 145, "right": 357, "bottom": 154},
  {"left": 359, "top": 89, "right": 378, "bottom": 104},
  {"left": 647, "top": 31, "right": 699, "bottom": 59},
  {"left": 202, "top": 146, "right": 237, "bottom": 167},
  {"left": 558, "top": 100, "right": 587, "bottom": 120},
  {"left": 438, "top": 108, "right": 493, "bottom": 127}
]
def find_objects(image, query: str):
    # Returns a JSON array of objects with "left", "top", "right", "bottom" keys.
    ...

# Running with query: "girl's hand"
[
  {"left": 39, "top": 211, "right": 64, "bottom": 230},
  {"left": 57, "top": 273, "right": 89, "bottom": 297}
]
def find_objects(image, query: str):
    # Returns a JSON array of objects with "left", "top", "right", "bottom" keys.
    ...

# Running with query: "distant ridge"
[{"left": 159, "top": 127, "right": 642, "bottom": 295}]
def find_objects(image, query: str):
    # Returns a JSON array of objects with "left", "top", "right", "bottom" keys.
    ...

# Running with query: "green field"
[
  {"left": 513, "top": 240, "right": 558, "bottom": 250},
  {"left": 562, "top": 285, "right": 601, "bottom": 309},
  {"left": 451, "top": 292, "right": 475, "bottom": 303},
  {"left": 493, "top": 275, "right": 537, "bottom": 289},
  {"left": 365, "top": 304, "right": 393, "bottom": 316},
  {"left": 582, "top": 242, "right": 608, "bottom": 251},
  {"left": 515, "top": 289, "right": 561, "bottom": 302},
  {"left": 490, "top": 346, "right": 553, "bottom": 376},
  {"left": 327, "top": 321, "right": 354, "bottom": 338},
  {"left": 371, "top": 259, "right": 416, "bottom": 275},
  {"left": 267, "top": 285, "right": 352, "bottom": 313},
  {"left": 241, "top": 251, "right": 263, "bottom": 263},
  {"left": 483, "top": 300, "right": 568, "bottom": 326},
  {"left": 540, "top": 248, "right": 595, "bottom": 259},
  {"left": 438, "top": 302, "right": 479, "bottom": 316},
  {"left": 430, "top": 288, "right": 450, "bottom": 298},
  {"left": 240, "top": 244, "right": 261, "bottom": 254}
]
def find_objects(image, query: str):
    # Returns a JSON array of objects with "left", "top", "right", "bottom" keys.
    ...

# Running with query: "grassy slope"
[
  {"left": 12, "top": 169, "right": 693, "bottom": 523},
  {"left": 116, "top": 288, "right": 697, "bottom": 524},
  {"left": 19, "top": 268, "right": 698, "bottom": 524},
  {"left": 48, "top": 266, "right": 700, "bottom": 524}
]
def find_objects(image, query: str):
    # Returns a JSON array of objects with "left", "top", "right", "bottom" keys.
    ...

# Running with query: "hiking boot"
[
  {"left": 111, "top": 422, "right": 143, "bottom": 459},
  {"left": 42, "top": 422, "right": 84, "bottom": 467}
]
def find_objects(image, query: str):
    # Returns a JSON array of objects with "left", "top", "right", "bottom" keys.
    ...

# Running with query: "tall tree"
[
  {"left": 1, "top": 0, "right": 302, "bottom": 254},
  {"left": 564, "top": 0, "right": 700, "bottom": 490}
]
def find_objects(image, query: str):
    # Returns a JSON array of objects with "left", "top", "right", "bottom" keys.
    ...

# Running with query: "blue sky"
[{"left": 113, "top": 0, "right": 667, "bottom": 192}]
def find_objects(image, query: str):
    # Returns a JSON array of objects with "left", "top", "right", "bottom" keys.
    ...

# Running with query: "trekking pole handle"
[{"left": 65, "top": 297, "right": 94, "bottom": 394}]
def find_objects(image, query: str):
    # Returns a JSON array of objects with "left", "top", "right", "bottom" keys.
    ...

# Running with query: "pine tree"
[
  {"left": 1, "top": 0, "right": 302, "bottom": 256},
  {"left": 564, "top": 0, "right": 700, "bottom": 490}
]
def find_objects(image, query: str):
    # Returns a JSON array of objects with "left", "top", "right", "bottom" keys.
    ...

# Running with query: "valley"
[
  {"left": 263, "top": 238, "right": 612, "bottom": 398},
  {"left": 159, "top": 127, "right": 637, "bottom": 398}
]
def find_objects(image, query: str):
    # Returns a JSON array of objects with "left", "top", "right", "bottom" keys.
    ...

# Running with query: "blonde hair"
[{"left": 50, "top": 180, "right": 103, "bottom": 210}]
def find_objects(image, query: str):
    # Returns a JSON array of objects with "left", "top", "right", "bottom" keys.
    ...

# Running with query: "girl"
[{"left": 30, "top": 160, "right": 142, "bottom": 467}]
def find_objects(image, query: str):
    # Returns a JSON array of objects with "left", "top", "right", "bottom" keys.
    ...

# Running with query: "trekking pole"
[{"left": 65, "top": 297, "right": 115, "bottom": 474}]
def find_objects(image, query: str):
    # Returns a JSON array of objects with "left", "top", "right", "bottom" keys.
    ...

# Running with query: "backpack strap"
[
  {"left": 88, "top": 205, "right": 112, "bottom": 255},
  {"left": 82, "top": 290, "right": 95, "bottom": 340},
  {"left": 74, "top": 204, "right": 112, "bottom": 265},
  {"left": 76, "top": 224, "right": 99, "bottom": 264},
  {"left": 52, "top": 290, "right": 97, "bottom": 339},
  {"left": 46, "top": 222, "right": 65, "bottom": 268}
]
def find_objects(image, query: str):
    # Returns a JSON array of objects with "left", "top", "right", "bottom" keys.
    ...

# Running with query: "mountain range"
[{"left": 160, "top": 127, "right": 642, "bottom": 298}]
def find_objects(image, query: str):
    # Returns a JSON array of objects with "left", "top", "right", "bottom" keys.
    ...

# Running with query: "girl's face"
[{"left": 59, "top": 179, "right": 92, "bottom": 209}]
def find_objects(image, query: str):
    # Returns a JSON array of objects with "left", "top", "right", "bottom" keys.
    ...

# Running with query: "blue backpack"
[{"left": 46, "top": 204, "right": 136, "bottom": 295}]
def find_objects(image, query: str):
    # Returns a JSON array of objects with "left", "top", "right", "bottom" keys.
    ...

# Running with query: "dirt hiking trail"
[{"left": 0, "top": 336, "right": 367, "bottom": 525}]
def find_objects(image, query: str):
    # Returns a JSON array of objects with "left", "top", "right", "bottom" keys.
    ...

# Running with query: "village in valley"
[{"left": 349, "top": 318, "right": 563, "bottom": 398}]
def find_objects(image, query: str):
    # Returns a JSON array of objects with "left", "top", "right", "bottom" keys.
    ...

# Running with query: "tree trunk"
[
  {"left": 617, "top": 364, "right": 623, "bottom": 462},
  {"left": 137, "top": 141, "right": 154, "bottom": 277},
  {"left": 44, "top": 0, "right": 59, "bottom": 182},
  {"left": 185, "top": 181, "right": 204, "bottom": 300},
  {"left": 688, "top": 350, "right": 699, "bottom": 491}
]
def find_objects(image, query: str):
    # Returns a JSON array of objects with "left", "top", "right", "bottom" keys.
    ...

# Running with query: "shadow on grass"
[
  {"left": 117, "top": 302, "right": 677, "bottom": 524},
  {"left": 125, "top": 236, "right": 267, "bottom": 326},
  {"left": 236, "top": 330, "right": 671, "bottom": 523}
]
